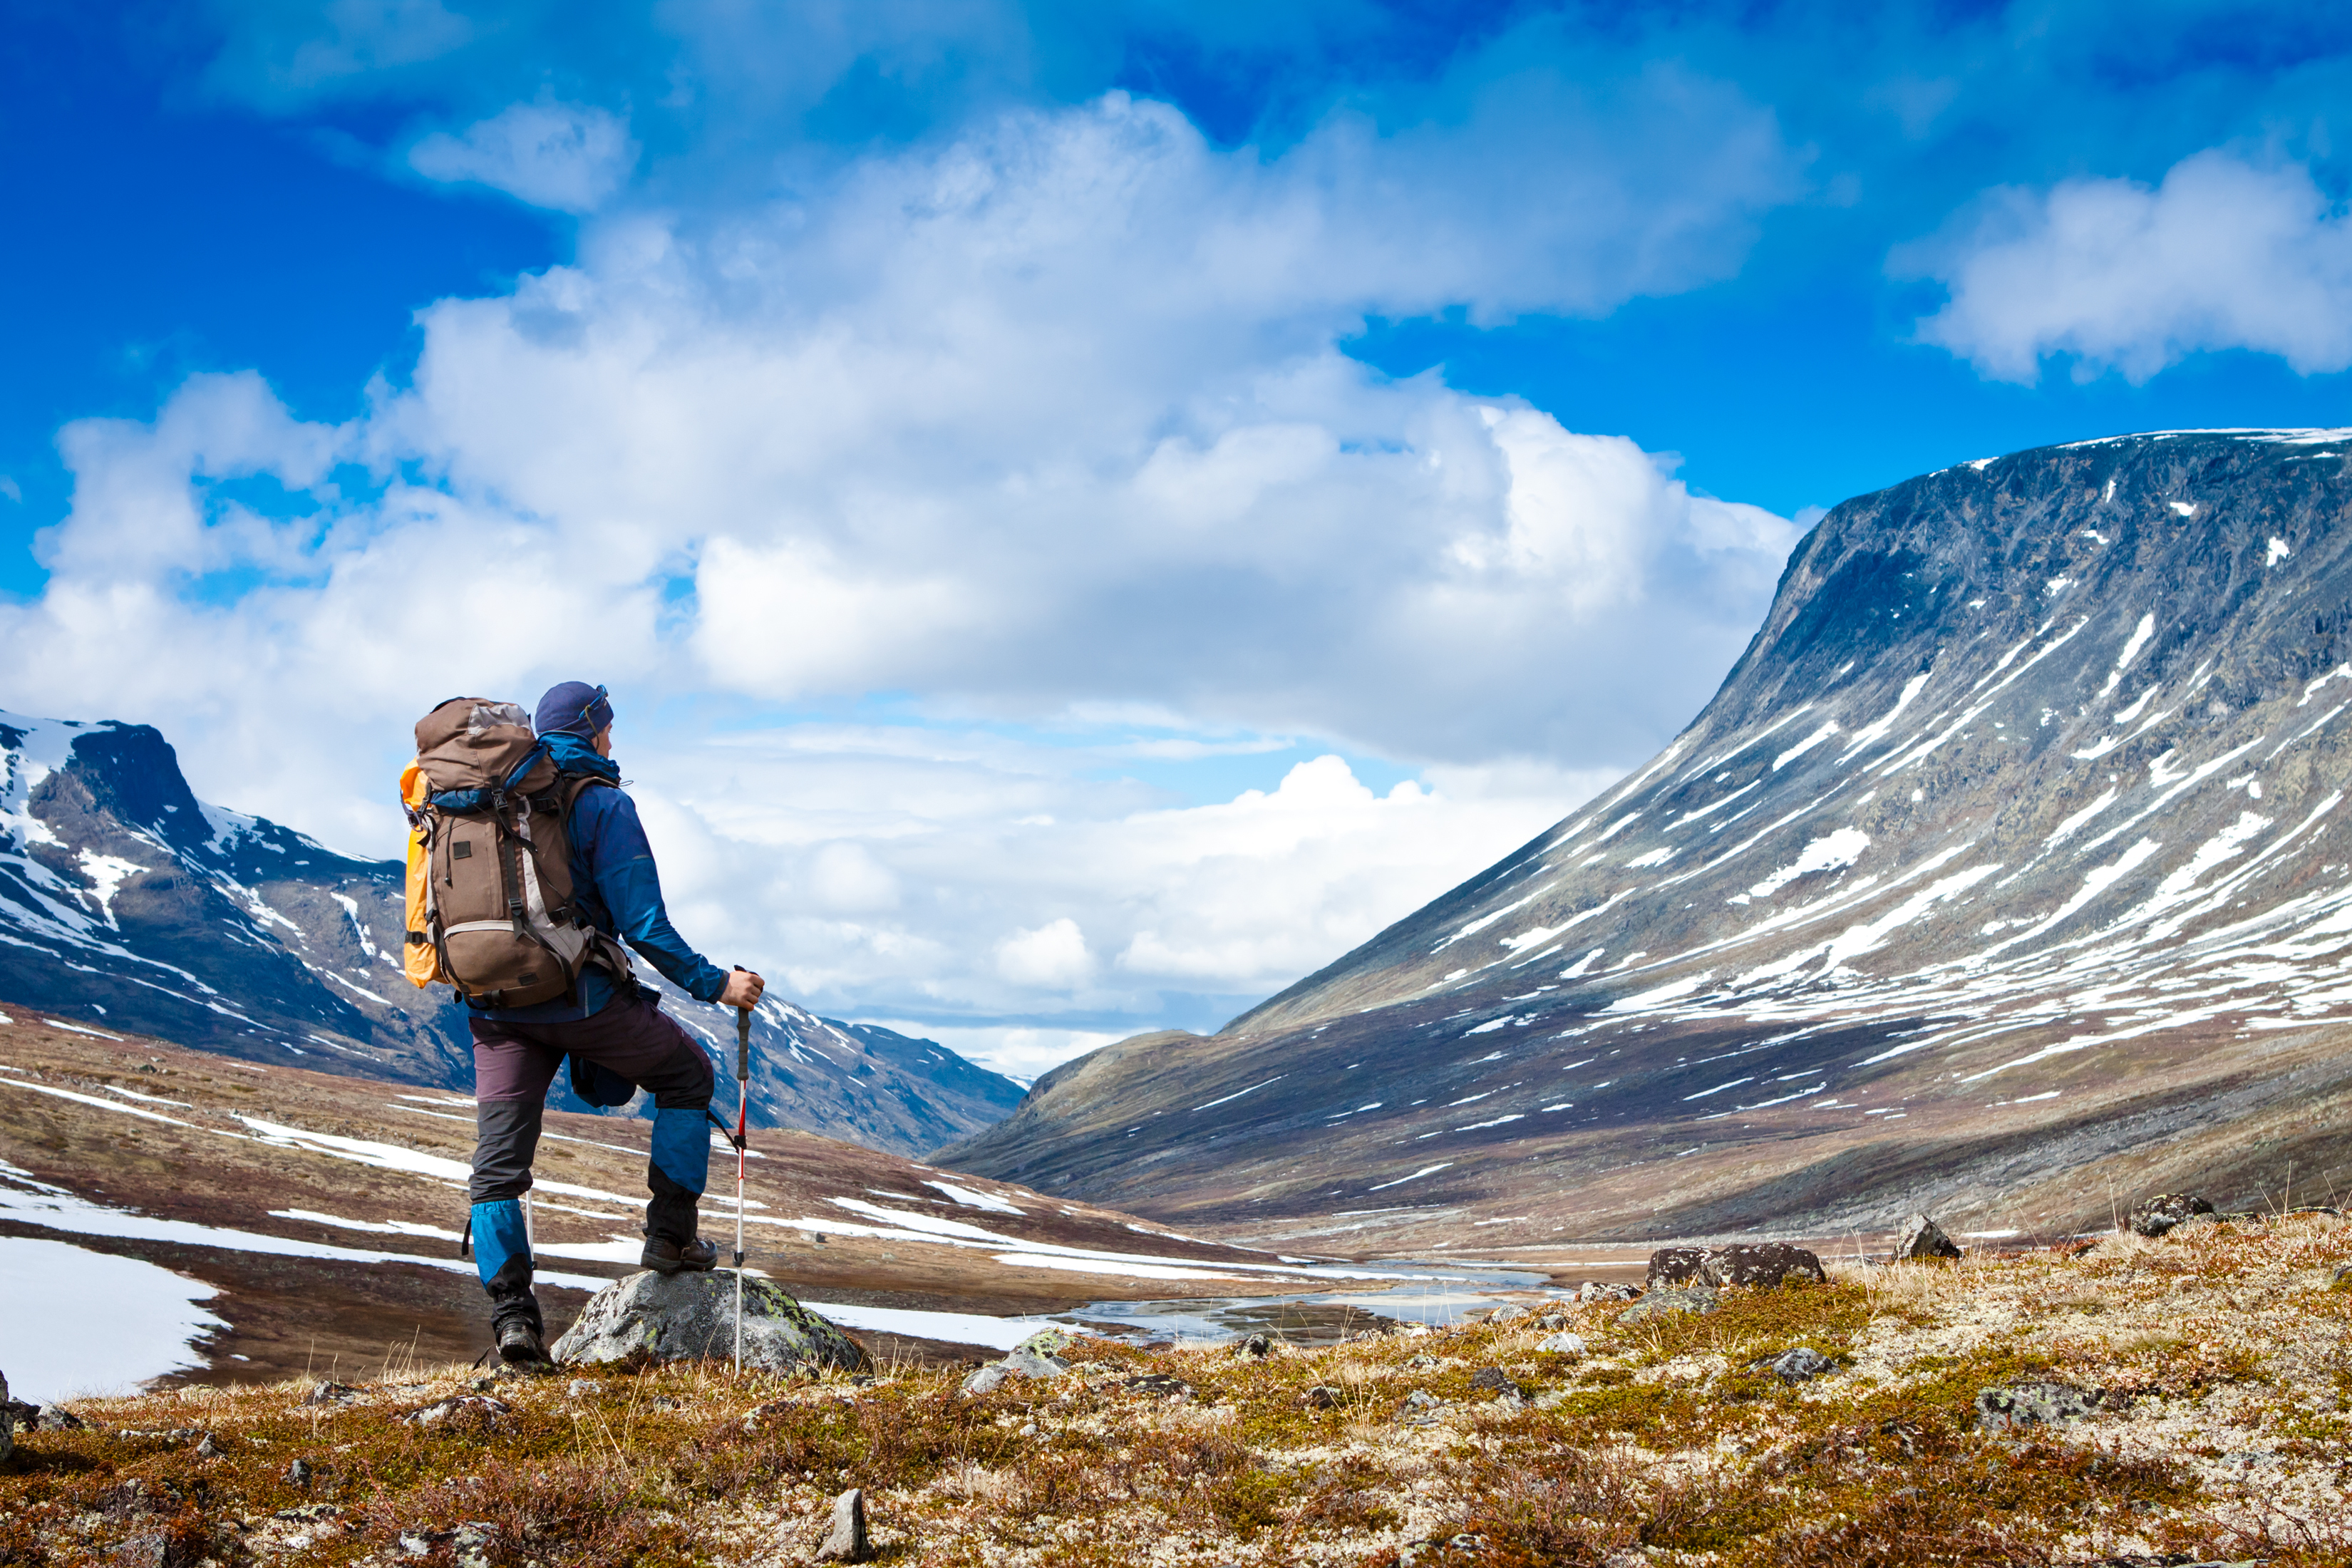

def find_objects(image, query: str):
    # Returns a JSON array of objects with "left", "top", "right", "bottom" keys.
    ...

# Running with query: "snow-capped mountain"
[
  {"left": 944, "top": 430, "right": 2352, "bottom": 1244},
  {"left": 0, "top": 712, "right": 1021, "bottom": 1155}
]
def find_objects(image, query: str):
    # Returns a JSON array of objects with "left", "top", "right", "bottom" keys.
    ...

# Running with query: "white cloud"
[
  {"left": 996, "top": 918, "right": 1094, "bottom": 989},
  {"left": 408, "top": 96, "right": 638, "bottom": 213},
  {"left": 1902, "top": 150, "right": 2352, "bottom": 383},
  {"left": 1, "top": 86, "right": 1802, "bottom": 1071}
]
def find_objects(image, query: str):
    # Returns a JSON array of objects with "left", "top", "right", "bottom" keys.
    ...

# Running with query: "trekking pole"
[{"left": 733, "top": 976, "right": 751, "bottom": 1373}]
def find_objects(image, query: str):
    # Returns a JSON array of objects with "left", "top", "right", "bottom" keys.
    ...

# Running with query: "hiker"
[{"left": 413, "top": 681, "right": 764, "bottom": 1365}]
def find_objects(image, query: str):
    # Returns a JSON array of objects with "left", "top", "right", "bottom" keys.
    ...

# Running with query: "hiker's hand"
[{"left": 721, "top": 969, "right": 765, "bottom": 1009}]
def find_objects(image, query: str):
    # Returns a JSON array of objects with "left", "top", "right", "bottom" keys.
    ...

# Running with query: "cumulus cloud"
[
  {"left": 0, "top": 84, "right": 1801, "bottom": 1071},
  {"left": 1901, "top": 150, "right": 2352, "bottom": 383},
  {"left": 407, "top": 96, "right": 638, "bottom": 212}
]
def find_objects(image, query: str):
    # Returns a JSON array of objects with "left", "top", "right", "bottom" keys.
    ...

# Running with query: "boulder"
[
  {"left": 1650, "top": 1242, "right": 1827, "bottom": 1291},
  {"left": 1705, "top": 1242, "right": 1827, "bottom": 1289},
  {"left": 550, "top": 1270, "right": 869, "bottom": 1375},
  {"left": 1646, "top": 1246, "right": 1712, "bottom": 1289},
  {"left": 0, "top": 1368, "right": 11, "bottom": 1464},
  {"left": 1577, "top": 1281, "right": 1639, "bottom": 1303},
  {"left": 1975, "top": 1381, "right": 2096, "bottom": 1432},
  {"left": 1769, "top": 1347, "right": 1832, "bottom": 1383},
  {"left": 1536, "top": 1331, "right": 1587, "bottom": 1356},
  {"left": 2130, "top": 1192, "right": 2216, "bottom": 1238},
  {"left": 1487, "top": 1304, "right": 1530, "bottom": 1324},
  {"left": 1892, "top": 1214, "right": 1963, "bottom": 1262},
  {"left": 1234, "top": 1332, "right": 1274, "bottom": 1358}
]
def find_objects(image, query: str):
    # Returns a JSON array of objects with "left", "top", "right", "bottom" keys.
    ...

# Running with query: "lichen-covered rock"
[
  {"left": 1892, "top": 1213, "right": 1963, "bottom": 1262},
  {"left": 1646, "top": 1246, "right": 1712, "bottom": 1289},
  {"left": 0, "top": 1368, "right": 12, "bottom": 1464},
  {"left": 1769, "top": 1346, "right": 1832, "bottom": 1383},
  {"left": 960, "top": 1344, "right": 1073, "bottom": 1396},
  {"left": 1975, "top": 1380, "right": 2096, "bottom": 1432},
  {"left": 1618, "top": 1286, "right": 1718, "bottom": 1322},
  {"left": 550, "top": 1269, "right": 869, "bottom": 1374},
  {"left": 2130, "top": 1192, "right": 2216, "bottom": 1238},
  {"left": 1705, "top": 1242, "right": 1827, "bottom": 1289},
  {"left": 1536, "top": 1331, "right": 1587, "bottom": 1355}
]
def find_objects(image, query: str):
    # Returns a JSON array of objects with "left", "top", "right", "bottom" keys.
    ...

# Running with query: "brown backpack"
[{"left": 401, "top": 697, "right": 631, "bottom": 1009}]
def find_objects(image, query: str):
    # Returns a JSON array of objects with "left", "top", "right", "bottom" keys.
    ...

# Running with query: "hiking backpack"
[{"left": 399, "top": 696, "right": 631, "bottom": 1009}]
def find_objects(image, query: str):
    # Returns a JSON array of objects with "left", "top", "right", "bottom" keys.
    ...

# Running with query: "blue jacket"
[{"left": 470, "top": 733, "right": 729, "bottom": 1022}]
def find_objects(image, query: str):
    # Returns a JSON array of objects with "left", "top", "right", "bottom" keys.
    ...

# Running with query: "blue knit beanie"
[{"left": 535, "top": 681, "right": 614, "bottom": 739}]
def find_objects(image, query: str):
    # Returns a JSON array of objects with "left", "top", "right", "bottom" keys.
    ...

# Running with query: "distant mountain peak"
[
  {"left": 0, "top": 707, "right": 1025, "bottom": 1156},
  {"left": 943, "top": 431, "right": 2352, "bottom": 1244}
]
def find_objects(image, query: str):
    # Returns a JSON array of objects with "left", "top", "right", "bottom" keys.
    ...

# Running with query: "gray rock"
[
  {"left": 2131, "top": 1192, "right": 2216, "bottom": 1238},
  {"left": 1536, "top": 1331, "right": 1587, "bottom": 1355},
  {"left": 1234, "top": 1332, "right": 1274, "bottom": 1358},
  {"left": 284, "top": 1458, "right": 314, "bottom": 1487},
  {"left": 1299, "top": 1384, "right": 1342, "bottom": 1410},
  {"left": 1618, "top": 1286, "right": 1717, "bottom": 1322},
  {"left": 303, "top": 1380, "right": 358, "bottom": 1406},
  {"left": 1123, "top": 1372, "right": 1194, "bottom": 1399},
  {"left": 959, "top": 1345, "right": 1073, "bottom": 1396},
  {"left": 1892, "top": 1213, "right": 1963, "bottom": 1262},
  {"left": 814, "top": 1487, "right": 872, "bottom": 1563},
  {"left": 1535, "top": 1312, "right": 1568, "bottom": 1330},
  {"left": 551, "top": 1269, "right": 869, "bottom": 1375},
  {"left": 1975, "top": 1380, "right": 2096, "bottom": 1432},
  {"left": 1487, "top": 1304, "right": 1530, "bottom": 1324},
  {"left": 0, "top": 1368, "right": 10, "bottom": 1464},
  {"left": 1770, "top": 1346, "right": 1832, "bottom": 1383},
  {"left": 1468, "top": 1367, "right": 1523, "bottom": 1400},
  {"left": 1396, "top": 1388, "right": 1446, "bottom": 1426},
  {"left": 1015, "top": 1327, "right": 1076, "bottom": 1357},
  {"left": 453, "top": 1522, "right": 497, "bottom": 1568},
  {"left": 1578, "top": 1280, "right": 1638, "bottom": 1302},
  {"left": 36, "top": 1403, "right": 86, "bottom": 1430},
  {"left": 194, "top": 1432, "right": 225, "bottom": 1458}
]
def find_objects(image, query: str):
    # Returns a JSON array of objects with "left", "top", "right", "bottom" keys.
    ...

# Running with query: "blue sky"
[{"left": 6, "top": 1, "right": 2352, "bottom": 1072}]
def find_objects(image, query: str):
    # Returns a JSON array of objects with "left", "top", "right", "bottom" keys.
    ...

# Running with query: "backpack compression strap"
[{"left": 425, "top": 740, "right": 552, "bottom": 815}]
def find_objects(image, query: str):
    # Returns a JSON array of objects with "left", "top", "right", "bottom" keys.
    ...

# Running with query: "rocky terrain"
[
  {"left": 946, "top": 430, "right": 2352, "bottom": 1249},
  {"left": 0, "top": 710, "right": 1023, "bottom": 1155},
  {"left": 0, "top": 1009, "right": 1368, "bottom": 1388},
  {"left": 3, "top": 1212, "right": 2346, "bottom": 1566}
]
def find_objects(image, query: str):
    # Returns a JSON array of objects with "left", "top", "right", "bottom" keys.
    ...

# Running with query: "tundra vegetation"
[{"left": 4, "top": 1214, "right": 2350, "bottom": 1565}]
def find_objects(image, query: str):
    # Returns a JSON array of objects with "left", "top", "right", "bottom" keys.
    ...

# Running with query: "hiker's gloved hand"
[{"left": 719, "top": 969, "right": 765, "bottom": 1009}]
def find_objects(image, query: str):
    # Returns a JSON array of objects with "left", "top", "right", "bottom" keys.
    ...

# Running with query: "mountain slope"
[
  {"left": 942, "top": 429, "right": 2352, "bottom": 1244},
  {"left": 0, "top": 711, "right": 1023, "bottom": 1155}
]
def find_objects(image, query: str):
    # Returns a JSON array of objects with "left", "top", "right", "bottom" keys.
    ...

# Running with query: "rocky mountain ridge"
[
  {"left": 0, "top": 710, "right": 1021, "bottom": 1156},
  {"left": 944, "top": 429, "right": 2352, "bottom": 1245}
]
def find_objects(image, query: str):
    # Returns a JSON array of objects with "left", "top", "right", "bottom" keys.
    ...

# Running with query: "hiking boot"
[
  {"left": 641, "top": 1234, "right": 719, "bottom": 1274},
  {"left": 496, "top": 1318, "right": 551, "bottom": 1366}
]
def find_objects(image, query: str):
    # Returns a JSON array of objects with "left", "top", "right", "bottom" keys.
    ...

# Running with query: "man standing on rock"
[{"left": 467, "top": 681, "right": 765, "bottom": 1365}]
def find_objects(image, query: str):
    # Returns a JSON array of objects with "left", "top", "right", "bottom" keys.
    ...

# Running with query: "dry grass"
[{"left": 5, "top": 1216, "right": 2351, "bottom": 1565}]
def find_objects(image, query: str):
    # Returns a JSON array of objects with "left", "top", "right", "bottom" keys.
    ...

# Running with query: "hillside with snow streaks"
[
  {"left": 0, "top": 712, "right": 1021, "bottom": 1156},
  {"left": 946, "top": 430, "right": 2352, "bottom": 1244}
]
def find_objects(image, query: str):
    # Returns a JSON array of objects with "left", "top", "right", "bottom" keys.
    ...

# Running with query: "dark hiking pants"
[{"left": 466, "top": 996, "right": 715, "bottom": 1327}]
